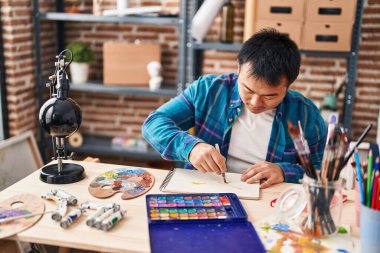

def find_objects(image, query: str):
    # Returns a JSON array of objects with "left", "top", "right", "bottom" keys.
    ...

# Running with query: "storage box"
[
  {"left": 257, "top": 0, "right": 305, "bottom": 21},
  {"left": 103, "top": 42, "right": 161, "bottom": 87},
  {"left": 255, "top": 20, "right": 302, "bottom": 46},
  {"left": 243, "top": 0, "right": 258, "bottom": 42},
  {"left": 306, "top": 0, "right": 357, "bottom": 22},
  {"left": 301, "top": 22, "right": 353, "bottom": 51}
]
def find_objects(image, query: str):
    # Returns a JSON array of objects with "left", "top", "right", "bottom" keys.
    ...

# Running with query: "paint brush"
[
  {"left": 0, "top": 210, "right": 54, "bottom": 225},
  {"left": 215, "top": 143, "right": 227, "bottom": 183},
  {"left": 341, "top": 123, "right": 373, "bottom": 168}
]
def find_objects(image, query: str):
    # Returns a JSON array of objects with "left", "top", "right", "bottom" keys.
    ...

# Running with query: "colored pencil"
[
  {"left": 377, "top": 177, "right": 380, "bottom": 210},
  {"left": 354, "top": 149, "right": 365, "bottom": 204},
  {"left": 371, "top": 172, "right": 379, "bottom": 209},
  {"left": 367, "top": 150, "right": 373, "bottom": 206}
]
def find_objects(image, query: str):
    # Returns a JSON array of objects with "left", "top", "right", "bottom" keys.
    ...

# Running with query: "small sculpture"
[{"left": 147, "top": 61, "right": 163, "bottom": 91}]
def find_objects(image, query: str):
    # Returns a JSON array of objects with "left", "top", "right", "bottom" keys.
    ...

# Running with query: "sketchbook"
[{"left": 159, "top": 168, "right": 260, "bottom": 200}]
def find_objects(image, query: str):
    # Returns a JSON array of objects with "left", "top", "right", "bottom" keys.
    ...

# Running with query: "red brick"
[{"left": 368, "top": 0, "right": 380, "bottom": 4}]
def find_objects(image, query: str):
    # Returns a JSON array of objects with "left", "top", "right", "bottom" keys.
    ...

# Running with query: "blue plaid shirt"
[{"left": 142, "top": 73, "right": 327, "bottom": 183}]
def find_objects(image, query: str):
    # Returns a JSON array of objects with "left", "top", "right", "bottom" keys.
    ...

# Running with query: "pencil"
[
  {"left": 377, "top": 177, "right": 380, "bottom": 210},
  {"left": 215, "top": 143, "right": 227, "bottom": 183},
  {"left": 371, "top": 171, "right": 379, "bottom": 209},
  {"left": 367, "top": 150, "right": 373, "bottom": 207},
  {"left": 354, "top": 149, "right": 365, "bottom": 204}
]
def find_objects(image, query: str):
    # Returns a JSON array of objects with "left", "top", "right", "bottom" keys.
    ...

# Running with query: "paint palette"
[
  {"left": 0, "top": 194, "right": 45, "bottom": 239},
  {"left": 147, "top": 193, "right": 265, "bottom": 253},
  {"left": 89, "top": 168, "right": 155, "bottom": 200},
  {"left": 146, "top": 194, "right": 246, "bottom": 222}
]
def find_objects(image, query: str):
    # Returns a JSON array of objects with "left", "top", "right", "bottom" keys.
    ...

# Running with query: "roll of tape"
[{"left": 68, "top": 132, "right": 83, "bottom": 148}]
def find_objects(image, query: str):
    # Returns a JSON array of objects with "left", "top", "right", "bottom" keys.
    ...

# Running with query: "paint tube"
[
  {"left": 101, "top": 210, "right": 126, "bottom": 231},
  {"left": 94, "top": 208, "right": 116, "bottom": 229},
  {"left": 52, "top": 199, "right": 68, "bottom": 221},
  {"left": 41, "top": 192, "right": 61, "bottom": 202},
  {"left": 86, "top": 207, "right": 108, "bottom": 227},
  {"left": 81, "top": 201, "right": 120, "bottom": 211},
  {"left": 54, "top": 189, "right": 78, "bottom": 205},
  {"left": 60, "top": 208, "right": 85, "bottom": 229},
  {"left": 41, "top": 193, "right": 68, "bottom": 221}
]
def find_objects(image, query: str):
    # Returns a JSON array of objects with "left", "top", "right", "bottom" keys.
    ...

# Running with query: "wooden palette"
[
  {"left": 0, "top": 194, "right": 44, "bottom": 239},
  {"left": 89, "top": 168, "right": 155, "bottom": 200}
]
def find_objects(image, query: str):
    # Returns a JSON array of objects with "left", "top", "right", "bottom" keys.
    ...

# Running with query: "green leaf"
[
  {"left": 66, "top": 42, "right": 94, "bottom": 63},
  {"left": 338, "top": 226, "right": 348, "bottom": 234}
]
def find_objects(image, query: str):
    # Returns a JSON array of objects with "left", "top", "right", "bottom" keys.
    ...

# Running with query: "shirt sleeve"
[
  {"left": 276, "top": 115, "right": 327, "bottom": 183},
  {"left": 142, "top": 77, "right": 205, "bottom": 162}
]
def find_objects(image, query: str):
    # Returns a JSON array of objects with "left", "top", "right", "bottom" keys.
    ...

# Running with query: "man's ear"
[{"left": 237, "top": 62, "right": 240, "bottom": 73}]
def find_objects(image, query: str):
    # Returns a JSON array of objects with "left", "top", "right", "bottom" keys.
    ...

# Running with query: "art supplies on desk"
[
  {"left": 89, "top": 168, "right": 155, "bottom": 199},
  {"left": 41, "top": 189, "right": 78, "bottom": 221},
  {"left": 288, "top": 118, "right": 352, "bottom": 238},
  {"left": 0, "top": 194, "right": 45, "bottom": 239},
  {"left": 146, "top": 193, "right": 265, "bottom": 253},
  {"left": 160, "top": 168, "right": 260, "bottom": 200},
  {"left": 81, "top": 200, "right": 125, "bottom": 231},
  {"left": 354, "top": 149, "right": 380, "bottom": 209}
]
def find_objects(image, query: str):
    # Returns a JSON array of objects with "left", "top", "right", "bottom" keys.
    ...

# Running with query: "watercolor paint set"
[
  {"left": 146, "top": 193, "right": 265, "bottom": 253},
  {"left": 147, "top": 193, "right": 244, "bottom": 222}
]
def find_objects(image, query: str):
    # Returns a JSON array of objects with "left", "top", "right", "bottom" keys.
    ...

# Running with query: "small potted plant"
[{"left": 66, "top": 42, "right": 94, "bottom": 84}]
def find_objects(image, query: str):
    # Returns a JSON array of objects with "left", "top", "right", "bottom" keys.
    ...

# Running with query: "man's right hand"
[{"left": 188, "top": 143, "right": 226, "bottom": 174}]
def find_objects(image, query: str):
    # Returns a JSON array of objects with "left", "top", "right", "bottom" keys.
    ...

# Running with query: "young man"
[{"left": 142, "top": 29, "right": 327, "bottom": 188}]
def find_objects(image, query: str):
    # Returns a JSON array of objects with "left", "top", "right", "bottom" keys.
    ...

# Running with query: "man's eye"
[{"left": 264, "top": 96, "right": 275, "bottom": 100}]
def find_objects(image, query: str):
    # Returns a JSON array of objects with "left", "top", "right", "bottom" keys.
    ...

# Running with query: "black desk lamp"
[{"left": 39, "top": 49, "right": 85, "bottom": 184}]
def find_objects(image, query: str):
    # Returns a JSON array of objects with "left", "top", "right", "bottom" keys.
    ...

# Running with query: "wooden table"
[{"left": 0, "top": 161, "right": 358, "bottom": 253}]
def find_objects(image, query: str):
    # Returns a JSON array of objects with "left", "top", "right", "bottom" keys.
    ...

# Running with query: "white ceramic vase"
[{"left": 70, "top": 62, "right": 89, "bottom": 84}]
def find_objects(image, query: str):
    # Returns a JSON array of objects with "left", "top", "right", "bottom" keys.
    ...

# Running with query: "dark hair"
[{"left": 237, "top": 28, "right": 300, "bottom": 87}]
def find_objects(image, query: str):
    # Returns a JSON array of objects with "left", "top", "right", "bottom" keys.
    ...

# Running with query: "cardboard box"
[
  {"left": 301, "top": 22, "right": 353, "bottom": 51},
  {"left": 243, "top": 0, "right": 257, "bottom": 42},
  {"left": 103, "top": 42, "right": 161, "bottom": 87},
  {"left": 257, "top": 0, "right": 305, "bottom": 21},
  {"left": 306, "top": 0, "right": 357, "bottom": 22},
  {"left": 255, "top": 20, "right": 302, "bottom": 46}
]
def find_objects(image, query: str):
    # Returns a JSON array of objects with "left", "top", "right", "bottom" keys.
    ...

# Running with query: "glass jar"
[
  {"left": 274, "top": 176, "right": 344, "bottom": 239},
  {"left": 301, "top": 176, "right": 343, "bottom": 238}
]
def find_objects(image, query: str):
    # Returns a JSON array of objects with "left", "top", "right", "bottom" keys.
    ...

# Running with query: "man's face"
[{"left": 237, "top": 63, "right": 288, "bottom": 114}]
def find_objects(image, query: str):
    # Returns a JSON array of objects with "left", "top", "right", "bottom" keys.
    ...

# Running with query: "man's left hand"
[{"left": 241, "top": 161, "right": 284, "bottom": 189}]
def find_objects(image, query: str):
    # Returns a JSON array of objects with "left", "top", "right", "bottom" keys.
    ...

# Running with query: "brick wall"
[
  {"left": 1, "top": 0, "right": 379, "bottom": 147},
  {"left": 1, "top": 0, "right": 37, "bottom": 137}
]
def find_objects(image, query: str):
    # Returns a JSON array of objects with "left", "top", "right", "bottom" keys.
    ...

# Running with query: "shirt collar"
[
  {"left": 275, "top": 92, "right": 288, "bottom": 121},
  {"left": 229, "top": 77, "right": 242, "bottom": 109}
]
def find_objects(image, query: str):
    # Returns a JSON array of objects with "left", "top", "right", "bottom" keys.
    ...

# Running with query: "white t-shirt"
[{"left": 226, "top": 106, "right": 276, "bottom": 173}]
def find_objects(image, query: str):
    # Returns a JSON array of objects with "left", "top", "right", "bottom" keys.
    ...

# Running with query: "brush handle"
[
  {"left": 0, "top": 211, "right": 53, "bottom": 224},
  {"left": 342, "top": 123, "right": 372, "bottom": 168}
]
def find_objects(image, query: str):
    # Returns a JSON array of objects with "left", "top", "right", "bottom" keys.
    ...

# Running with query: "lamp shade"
[{"left": 39, "top": 97, "right": 82, "bottom": 137}]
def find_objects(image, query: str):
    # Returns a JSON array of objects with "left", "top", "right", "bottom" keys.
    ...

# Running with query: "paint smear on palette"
[
  {"left": 191, "top": 182, "right": 206, "bottom": 185},
  {"left": 258, "top": 223, "right": 354, "bottom": 253},
  {"left": 89, "top": 168, "right": 155, "bottom": 200},
  {"left": 259, "top": 224, "right": 330, "bottom": 253},
  {"left": 0, "top": 209, "right": 32, "bottom": 219}
]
